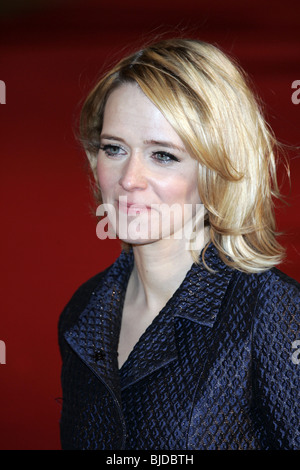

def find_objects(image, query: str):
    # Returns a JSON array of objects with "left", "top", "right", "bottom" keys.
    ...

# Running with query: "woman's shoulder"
[
  {"left": 229, "top": 265, "right": 300, "bottom": 328},
  {"left": 258, "top": 266, "right": 300, "bottom": 302},
  {"left": 270, "top": 266, "right": 300, "bottom": 287},
  {"left": 246, "top": 266, "right": 300, "bottom": 338},
  {"left": 233, "top": 264, "right": 300, "bottom": 301}
]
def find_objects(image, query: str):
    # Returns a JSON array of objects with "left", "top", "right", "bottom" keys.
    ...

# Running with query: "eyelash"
[
  {"left": 99, "top": 144, "right": 180, "bottom": 164},
  {"left": 99, "top": 144, "right": 125, "bottom": 156},
  {"left": 153, "top": 151, "right": 180, "bottom": 163}
]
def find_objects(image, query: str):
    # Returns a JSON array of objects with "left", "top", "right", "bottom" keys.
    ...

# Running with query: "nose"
[{"left": 119, "top": 152, "right": 148, "bottom": 191}]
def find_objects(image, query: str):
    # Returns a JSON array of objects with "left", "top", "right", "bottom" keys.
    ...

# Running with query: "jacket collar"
[
  {"left": 64, "top": 243, "right": 234, "bottom": 392},
  {"left": 173, "top": 243, "right": 235, "bottom": 326},
  {"left": 64, "top": 249, "right": 134, "bottom": 399}
]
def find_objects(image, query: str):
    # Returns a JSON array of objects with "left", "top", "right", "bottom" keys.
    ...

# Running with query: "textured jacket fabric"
[{"left": 58, "top": 244, "right": 300, "bottom": 450}]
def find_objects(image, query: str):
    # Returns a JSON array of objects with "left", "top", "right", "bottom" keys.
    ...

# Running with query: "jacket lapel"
[{"left": 119, "top": 293, "right": 178, "bottom": 390}]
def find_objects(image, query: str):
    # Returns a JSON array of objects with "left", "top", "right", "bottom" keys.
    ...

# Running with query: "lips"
[{"left": 117, "top": 199, "right": 151, "bottom": 214}]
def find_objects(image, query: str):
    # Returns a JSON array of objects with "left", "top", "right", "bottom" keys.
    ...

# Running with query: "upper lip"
[{"left": 117, "top": 200, "right": 151, "bottom": 209}]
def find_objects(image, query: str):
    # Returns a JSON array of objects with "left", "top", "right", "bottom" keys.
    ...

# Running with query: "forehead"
[{"left": 102, "top": 83, "right": 186, "bottom": 147}]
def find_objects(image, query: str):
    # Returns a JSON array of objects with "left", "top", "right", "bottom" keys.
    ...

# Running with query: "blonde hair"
[{"left": 80, "top": 37, "right": 287, "bottom": 273}]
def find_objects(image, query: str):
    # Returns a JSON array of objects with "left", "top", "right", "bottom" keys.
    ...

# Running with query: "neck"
[{"left": 126, "top": 236, "right": 206, "bottom": 312}]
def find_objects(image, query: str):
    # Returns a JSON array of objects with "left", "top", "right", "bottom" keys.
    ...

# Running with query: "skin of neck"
[{"left": 126, "top": 231, "right": 208, "bottom": 313}]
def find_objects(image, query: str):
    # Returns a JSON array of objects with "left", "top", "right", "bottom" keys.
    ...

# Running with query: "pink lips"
[{"left": 117, "top": 200, "right": 151, "bottom": 214}]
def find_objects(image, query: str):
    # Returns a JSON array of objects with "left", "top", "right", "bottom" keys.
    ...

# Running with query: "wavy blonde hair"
[{"left": 80, "top": 38, "right": 287, "bottom": 273}]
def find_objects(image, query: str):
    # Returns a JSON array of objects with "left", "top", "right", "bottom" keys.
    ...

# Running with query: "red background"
[{"left": 0, "top": 0, "right": 299, "bottom": 450}]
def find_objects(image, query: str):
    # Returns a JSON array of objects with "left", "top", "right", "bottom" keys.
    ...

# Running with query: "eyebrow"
[
  {"left": 144, "top": 140, "right": 186, "bottom": 153},
  {"left": 100, "top": 134, "right": 186, "bottom": 153}
]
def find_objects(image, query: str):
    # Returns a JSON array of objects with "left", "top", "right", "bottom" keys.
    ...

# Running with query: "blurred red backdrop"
[{"left": 0, "top": 0, "right": 299, "bottom": 450}]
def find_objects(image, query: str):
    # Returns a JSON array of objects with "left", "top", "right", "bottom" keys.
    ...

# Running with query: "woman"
[{"left": 58, "top": 38, "right": 300, "bottom": 450}]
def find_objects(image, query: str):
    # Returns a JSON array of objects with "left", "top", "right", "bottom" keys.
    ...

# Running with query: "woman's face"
[{"left": 97, "top": 82, "right": 203, "bottom": 246}]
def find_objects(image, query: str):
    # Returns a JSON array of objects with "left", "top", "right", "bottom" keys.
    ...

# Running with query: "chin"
[{"left": 118, "top": 235, "right": 160, "bottom": 246}]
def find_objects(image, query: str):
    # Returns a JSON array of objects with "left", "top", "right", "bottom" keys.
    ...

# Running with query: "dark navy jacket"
[{"left": 58, "top": 244, "right": 300, "bottom": 450}]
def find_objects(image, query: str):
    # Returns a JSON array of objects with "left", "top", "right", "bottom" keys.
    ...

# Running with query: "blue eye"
[
  {"left": 99, "top": 144, "right": 125, "bottom": 157},
  {"left": 152, "top": 151, "right": 180, "bottom": 163}
]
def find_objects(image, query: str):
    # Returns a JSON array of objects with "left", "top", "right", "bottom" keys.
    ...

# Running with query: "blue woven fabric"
[{"left": 58, "top": 244, "right": 300, "bottom": 450}]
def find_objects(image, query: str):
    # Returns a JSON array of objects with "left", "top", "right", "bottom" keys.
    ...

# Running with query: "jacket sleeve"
[{"left": 252, "top": 269, "right": 300, "bottom": 449}]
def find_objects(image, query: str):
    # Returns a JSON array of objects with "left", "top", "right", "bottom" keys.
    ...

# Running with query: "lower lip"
[{"left": 117, "top": 202, "right": 151, "bottom": 214}]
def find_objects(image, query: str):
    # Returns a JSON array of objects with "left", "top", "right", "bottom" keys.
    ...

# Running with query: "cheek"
[
  {"left": 96, "top": 158, "right": 114, "bottom": 195},
  {"left": 162, "top": 174, "right": 200, "bottom": 205},
  {"left": 182, "top": 169, "right": 201, "bottom": 204}
]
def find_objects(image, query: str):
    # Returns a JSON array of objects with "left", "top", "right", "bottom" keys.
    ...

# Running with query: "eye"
[
  {"left": 99, "top": 144, "right": 126, "bottom": 157},
  {"left": 152, "top": 151, "right": 180, "bottom": 164}
]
